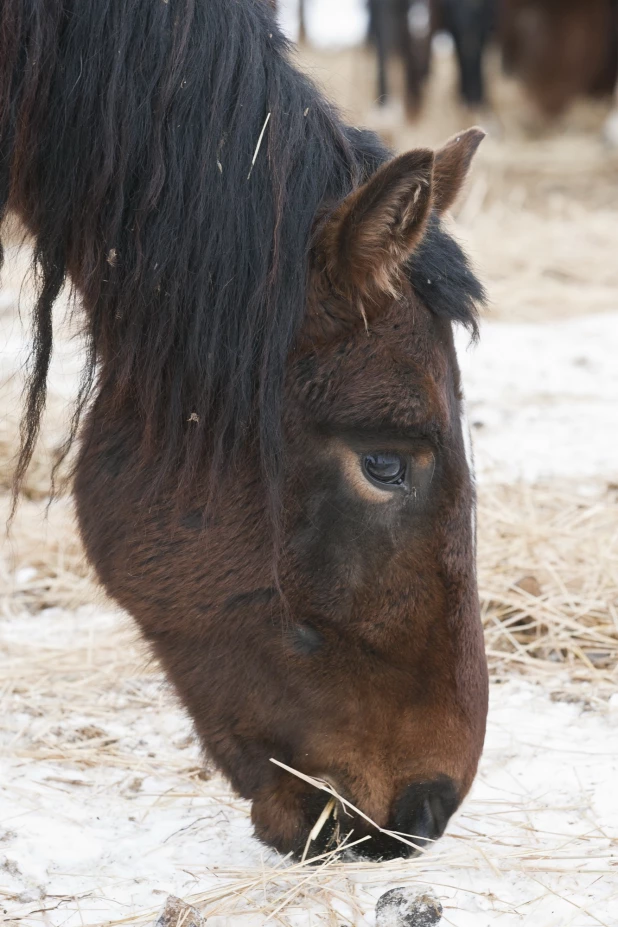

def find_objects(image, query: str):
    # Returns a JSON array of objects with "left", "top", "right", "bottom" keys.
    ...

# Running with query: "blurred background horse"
[
  {"left": 275, "top": 0, "right": 618, "bottom": 141},
  {"left": 501, "top": 0, "right": 618, "bottom": 120},
  {"left": 366, "top": 0, "right": 495, "bottom": 115}
]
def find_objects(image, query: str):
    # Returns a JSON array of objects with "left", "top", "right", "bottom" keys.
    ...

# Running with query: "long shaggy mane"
[{"left": 0, "top": 0, "right": 483, "bottom": 513}]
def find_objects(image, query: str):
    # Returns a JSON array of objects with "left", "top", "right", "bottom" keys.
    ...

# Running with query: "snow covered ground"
[
  {"left": 1, "top": 607, "right": 617, "bottom": 926},
  {"left": 457, "top": 312, "right": 618, "bottom": 484}
]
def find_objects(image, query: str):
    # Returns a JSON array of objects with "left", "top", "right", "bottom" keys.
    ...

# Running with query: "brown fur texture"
[
  {"left": 433, "top": 129, "right": 486, "bottom": 215},
  {"left": 307, "top": 150, "right": 434, "bottom": 340},
  {"left": 303, "top": 129, "right": 485, "bottom": 348}
]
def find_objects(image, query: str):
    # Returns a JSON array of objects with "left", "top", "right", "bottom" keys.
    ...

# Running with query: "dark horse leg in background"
[
  {"left": 368, "top": 0, "right": 392, "bottom": 106},
  {"left": 299, "top": 0, "right": 307, "bottom": 44},
  {"left": 606, "top": 3, "right": 618, "bottom": 144},
  {"left": 368, "top": 0, "right": 432, "bottom": 117},
  {"left": 439, "top": 0, "right": 495, "bottom": 107},
  {"left": 399, "top": 0, "right": 433, "bottom": 117}
]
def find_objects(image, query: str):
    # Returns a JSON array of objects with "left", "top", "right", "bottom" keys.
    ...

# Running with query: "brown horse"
[
  {"left": 1, "top": 0, "right": 488, "bottom": 860},
  {"left": 501, "top": 0, "right": 618, "bottom": 117}
]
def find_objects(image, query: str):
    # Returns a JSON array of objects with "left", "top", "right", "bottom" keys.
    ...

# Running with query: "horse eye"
[{"left": 362, "top": 453, "right": 407, "bottom": 488}]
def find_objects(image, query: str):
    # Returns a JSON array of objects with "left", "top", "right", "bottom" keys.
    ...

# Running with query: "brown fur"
[
  {"left": 72, "top": 129, "right": 489, "bottom": 858},
  {"left": 433, "top": 128, "right": 486, "bottom": 214}
]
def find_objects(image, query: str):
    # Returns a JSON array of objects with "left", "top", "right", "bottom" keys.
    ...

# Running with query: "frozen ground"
[
  {"left": 456, "top": 312, "right": 618, "bottom": 484},
  {"left": 1, "top": 606, "right": 617, "bottom": 927}
]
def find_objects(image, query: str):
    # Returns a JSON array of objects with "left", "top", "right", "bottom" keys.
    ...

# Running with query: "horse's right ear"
[
  {"left": 313, "top": 149, "right": 434, "bottom": 300},
  {"left": 301, "top": 149, "right": 433, "bottom": 346}
]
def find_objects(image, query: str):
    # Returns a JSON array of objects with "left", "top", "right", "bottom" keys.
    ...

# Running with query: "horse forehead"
[
  {"left": 352, "top": 309, "right": 452, "bottom": 396},
  {"left": 303, "top": 325, "right": 453, "bottom": 430},
  {"left": 342, "top": 343, "right": 451, "bottom": 427}
]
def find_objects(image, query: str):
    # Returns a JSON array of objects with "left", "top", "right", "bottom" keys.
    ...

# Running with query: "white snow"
[
  {"left": 2, "top": 605, "right": 617, "bottom": 925},
  {"left": 457, "top": 312, "right": 618, "bottom": 484}
]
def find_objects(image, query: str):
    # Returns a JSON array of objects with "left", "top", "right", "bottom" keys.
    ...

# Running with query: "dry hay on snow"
[
  {"left": 2, "top": 498, "right": 617, "bottom": 927},
  {"left": 2, "top": 502, "right": 617, "bottom": 926},
  {"left": 478, "top": 483, "right": 618, "bottom": 698},
  {"left": 3, "top": 479, "right": 616, "bottom": 924}
]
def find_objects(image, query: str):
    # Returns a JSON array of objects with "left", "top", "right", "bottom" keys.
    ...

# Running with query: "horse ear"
[
  {"left": 432, "top": 127, "right": 485, "bottom": 214},
  {"left": 314, "top": 149, "right": 434, "bottom": 302}
]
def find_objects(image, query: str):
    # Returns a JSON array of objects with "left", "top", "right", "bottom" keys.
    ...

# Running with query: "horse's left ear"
[{"left": 432, "top": 127, "right": 486, "bottom": 214}]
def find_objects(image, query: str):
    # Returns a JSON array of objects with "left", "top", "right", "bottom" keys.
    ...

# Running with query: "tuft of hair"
[
  {"left": 410, "top": 213, "right": 484, "bottom": 341},
  {"left": 0, "top": 0, "right": 483, "bottom": 521}
]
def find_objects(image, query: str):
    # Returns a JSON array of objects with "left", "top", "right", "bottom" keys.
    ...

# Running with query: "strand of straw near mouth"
[
  {"left": 270, "top": 758, "right": 433, "bottom": 855},
  {"left": 301, "top": 797, "right": 336, "bottom": 863}
]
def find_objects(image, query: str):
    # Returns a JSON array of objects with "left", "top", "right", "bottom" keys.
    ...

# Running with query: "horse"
[
  {"left": 606, "top": 6, "right": 618, "bottom": 144},
  {"left": 369, "top": 0, "right": 496, "bottom": 119},
  {"left": 500, "top": 0, "right": 618, "bottom": 118},
  {"left": 0, "top": 0, "right": 488, "bottom": 860}
]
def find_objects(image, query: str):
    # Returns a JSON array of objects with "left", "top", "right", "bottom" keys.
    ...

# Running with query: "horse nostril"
[
  {"left": 393, "top": 775, "right": 460, "bottom": 848},
  {"left": 412, "top": 796, "right": 434, "bottom": 841},
  {"left": 344, "top": 776, "right": 460, "bottom": 862}
]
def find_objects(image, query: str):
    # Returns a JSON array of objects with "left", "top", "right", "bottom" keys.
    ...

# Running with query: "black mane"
[{"left": 0, "top": 0, "right": 483, "bottom": 511}]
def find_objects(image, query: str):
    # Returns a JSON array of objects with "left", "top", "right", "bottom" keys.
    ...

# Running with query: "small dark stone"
[
  {"left": 154, "top": 896, "right": 204, "bottom": 927},
  {"left": 375, "top": 888, "right": 443, "bottom": 927}
]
